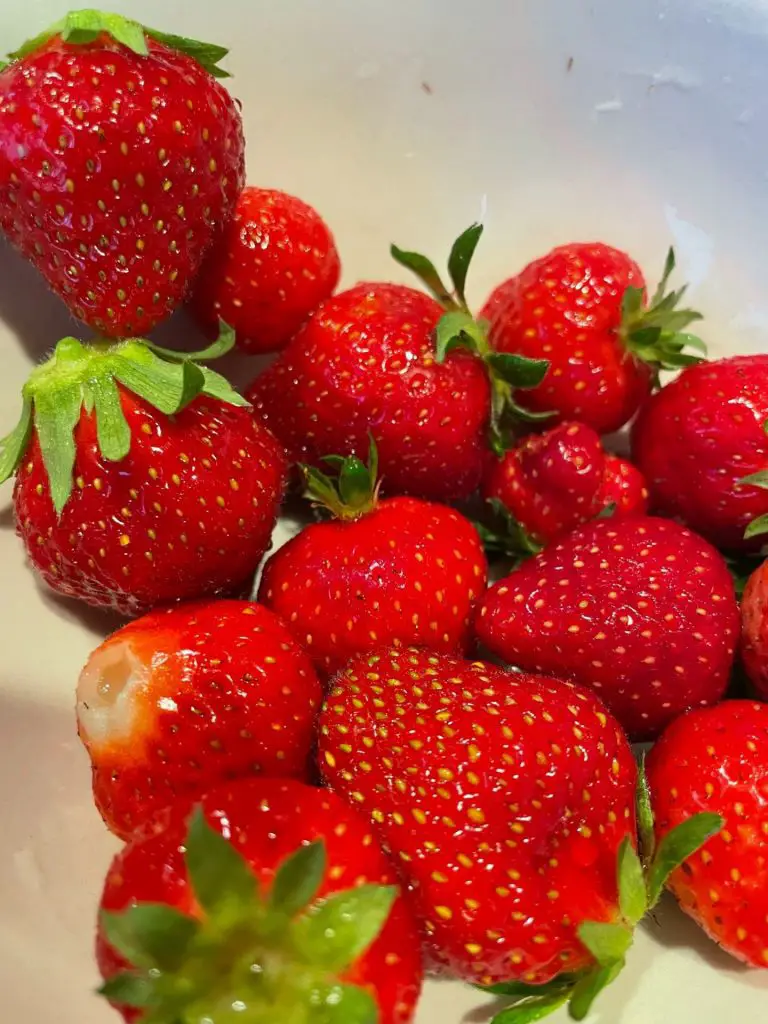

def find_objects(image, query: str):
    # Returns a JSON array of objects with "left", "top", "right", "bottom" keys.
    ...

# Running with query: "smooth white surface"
[{"left": 2, "top": 0, "right": 768, "bottom": 1020}]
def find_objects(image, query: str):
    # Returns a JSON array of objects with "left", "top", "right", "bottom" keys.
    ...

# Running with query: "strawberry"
[
  {"left": 247, "top": 224, "right": 549, "bottom": 503},
  {"left": 97, "top": 777, "right": 423, "bottom": 1023},
  {"left": 480, "top": 244, "right": 705, "bottom": 434},
  {"left": 76, "top": 600, "right": 322, "bottom": 840},
  {"left": 475, "top": 516, "right": 739, "bottom": 740},
  {"left": 0, "top": 327, "right": 286, "bottom": 615},
  {"left": 190, "top": 186, "right": 341, "bottom": 354},
  {"left": 740, "top": 559, "right": 768, "bottom": 699},
  {"left": 480, "top": 421, "right": 648, "bottom": 553},
  {"left": 0, "top": 9, "right": 244, "bottom": 337},
  {"left": 632, "top": 354, "right": 768, "bottom": 552},
  {"left": 318, "top": 647, "right": 718, "bottom": 1020},
  {"left": 645, "top": 700, "right": 768, "bottom": 969},
  {"left": 258, "top": 440, "right": 487, "bottom": 676}
]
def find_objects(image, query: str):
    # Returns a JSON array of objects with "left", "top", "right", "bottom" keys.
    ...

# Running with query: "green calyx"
[
  {"left": 474, "top": 498, "right": 544, "bottom": 563},
  {"left": 391, "top": 224, "right": 550, "bottom": 456},
  {"left": 301, "top": 435, "right": 381, "bottom": 522},
  {"left": 738, "top": 421, "right": 768, "bottom": 540},
  {"left": 0, "top": 321, "right": 248, "bottom": 516},
  {"left": 2, "top": 9, "right": 231, "bottom": 78},
  {"left": 479, "top": 758, "right": 723, "bottom": 1023},
  {"left": 620, "top": 248, "right": 707, "bottom": 377},
  {"left": 100, "top": 809, "right": 397, "bottom": 1024}
]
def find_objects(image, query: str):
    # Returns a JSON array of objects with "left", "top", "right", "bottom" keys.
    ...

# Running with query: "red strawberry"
[
  {"left": 480, "top": 243, "right": 705, "bottom": 434},
  {"left": 740, "top": 559, "right": 768, "bottom": 699},
  {"left": 258, "top": 441, "right": 487, "bottom": 676},
  {"left": 0, "top": 328, "right": 286, "bottom": 615},
  {"left": 645, "top": 700, "right": 768, "bottom": 968},
  {"left": 247, "top": 225, "right": 549, "bottom": 503},
  {"left": 190, "top": 186, "right": 341, "bottom": 353},
  {"left": 475, "top": 516, "right": 739, "bottom": 740},
  {"left": 0, "top": 10, "right": 244, "bottom": 337},
  {"left": 76, "top": 600, "right": 322, "bottom": 840},
  {"left": 97, "top": 777, "right": 423, "bottom": 1023},
  {"left": 481, "top": 421, "right": 648, "bottom": 552},
  {"left": 632, "top": 355, "right": 768, "bottom": 552}
]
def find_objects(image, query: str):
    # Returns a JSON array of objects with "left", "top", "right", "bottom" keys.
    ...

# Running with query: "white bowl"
[{"left": 1, "top": 1, "right": 768, "bottom": 1021}]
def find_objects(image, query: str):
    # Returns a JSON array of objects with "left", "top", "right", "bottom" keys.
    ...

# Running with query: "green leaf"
[
  {"left": 447, "top": 223, "right": 483, "bottom": 307},
  {"left": 478, "top": 977, "right": 576, "bottom": 999},
  {"left": 0, "top": 395, "right": 33, "bottom": 483},
  {"left": 111, "top": 351, "right": 196, "bottom": 415},
  {"left": 740, "top": 470, "right": 768, "bottom": 490},
  {"left": 98, "top": 972, "right": 154, "bottom": 1009},
  {"left": 92, "top": 376, "right": 131, "bottom": 462},
  {"left": 146, "top": 321, "right": 237, "bottom": 363},
  {"left": 491, "top": 991, "right": 571, "bottom": 1023},
  {"left": 650, "top": 247, "right": 676, "bottom": 306},
  {"left": 621, "top": 286, "right": 644, "bottom": 319},
  {"left": 184, "top": 808, "right": 259, "bottom": 917},
  {"left": 64, "top": 10, "right": 148, "bottom": 53},
  {"left": 310, "top": 982, "right": 380, "bottom": 1024},
  {"left": 390, "top": 244, "right": 454, "bottom": 307},
  {"left": 198, "top": 367, "right": 250, "bottom": 408},
  {"left": 269, "top": 842, "right": 326, "bottom": 918},
  {"left": 294, "top": 884, "right": 397, "bottom": 971},
  {"left": 100, "top": 905, "right": 199, "bottom": 972},
  {"left": 577, "top": 921, "right": 633, "bottom": 967},
  {"left": 504, "top": 398, "right": 556, "bottom": 424},
  {"left": 596, "top": 501, "right": 617, "bottom": 521},
  {"left": 568, "top": 960, "right": 625, "bottom": 1021},
  {"left": 34, "top": 383, "right": 83, "bottom": 515},
  {"left": 434, "top": 309, "right": 487, "bottom": 361},
  {"left": 745, "top": 514, "right": 768, "bottom": 540},
  {"left": 144, "top": 27, "right": 231, "bottom": 78},
  {"left": 636, "top": 755, "right": 656, "bottom": 865},
  {"left": 338, "top": 455, "right": 374, "bottom": 509},
  {"left": 177, "top": 360, "right": 207, "bottom": 411},
  {"left": 617, "top": 837, "right": 647, "bottom": 926},
  {"left": 486, "top": 353, "right": 549, "bottom": 389},
  {"left": 647, "top": 812, "right": 723, "bottom": 906}
]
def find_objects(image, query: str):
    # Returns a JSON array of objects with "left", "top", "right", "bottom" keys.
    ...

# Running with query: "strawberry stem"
[{"left": 301, "top": 435, "right": 380, "bottom": 521}]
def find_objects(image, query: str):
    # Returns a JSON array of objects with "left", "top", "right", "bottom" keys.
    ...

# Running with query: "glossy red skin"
[
  {"left": 319, "top": 647, "right": 636, "bottom": 986},
  {"left": 646, "top": 701, "right": 768, "bottom": 969},
  {"left": 481, "top": 243, "right": 651, "bottom": 434},
  {"left": 482, "top": 421, "right": 648, "bottom": 546},
  {"left": 14, "top": 391, "right": 286, "bottom": 616},
  {"left": 97, "top": 778, "right": 423, "bottom": 1024},
  {"left": 246, "top": 283, "right": 492, "bottom": 503},
  {"left": 0, "top": 35, "right": 244, "bottom": 336},
  {"left": 77, "top": 601, "right": 322, "bottom": 840},
  {"left": 191, "top": 186, "right": 341, "bottom": 353},
  {"left": 259, "top": 498, "right": 487, "bottom": 676},
  {"left": 741, "top": 560, "right": 768, "bottom": 699},
  {"left": 632, "top": 355, "right": 768, "bottom": 552},
  {"left": 475, "top": 517, "right": 739, "bottom": 741}
]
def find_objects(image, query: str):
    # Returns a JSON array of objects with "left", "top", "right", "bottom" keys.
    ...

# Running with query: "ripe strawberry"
[
  {"left": 76, "top": 600, "right": 322, "bottom": 839},
  {"left": 0, "top": 10, "right": 244, "bottom": 337},
  {"left": 0, "top": 328, "right": 286, "bottom": 615},
  {"left": 258, "top": 440, "right": 487, "bottom": 675},
  {"left": 97, "top": 777, "right": 423, "bottom": 1023},
  {"left": 480, "top": 244, "right": 705, "bottom": 434},
  {"left": 475, "top": 516, "right": 739, "bottom": 740},
  {"left": 190, "top": 186, "right": 341, "bottom": 353},
  {"left": 740, "top": 559, "right": 768, "bottom": 699},
  {"left": 319, "top": 647, "right": 717, "bottom": 1019},
  {"left": 247, "top": 224, "right": 549, "bottom": 503},
  {"left": 632, "top": 355, "right": 768, "bottom": 552},
  {"left": 645, "top": 700, "right": 768, "bottom": 969}
]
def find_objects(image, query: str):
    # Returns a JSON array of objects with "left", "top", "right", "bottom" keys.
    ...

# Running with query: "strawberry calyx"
[
  {"left": 391, "top": 224, "right": 550, "bottom": 455},
  {"left": 0, "top": 321, "right": 247, "bottom": 516},
  {"left": 301, "top": 435, "right": 381, "bottom": 521},
  {"left": 99, "top": 808, "right": 398, "bottom": 1024},
  {"left": 474, "top": 498, "right": 544, "bottom": 563},
  {"left": 2, "top": 9, "right": 231, "bottom": 78}
]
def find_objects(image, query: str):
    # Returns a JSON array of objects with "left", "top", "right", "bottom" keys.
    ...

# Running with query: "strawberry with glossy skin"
[
  {"left": 646, "top": 701, "right": 768, "bottom": 969},
  {"left": 0, "top": 328, "right": 286, "bottom": 615},
  {"left": 632, "top": 355, "right": 768, "bottom": 552},
  {"left": 191, "top": 186, "right": 341, "bottom": 353},
  {"left": 0, "top": 10, "right": 244, "bottom": 337},
  {"left": 77, "top": 600, "right": 322, "bottom": 840},
  {"left": 258, "top": 441, "right": 487, "bottom": 675},
  {"left": 740, "top": 559, "right": 768, "bottom": 699},
  {"left": 480, "top": 244, "right": 704, "bottom": 434},
  {"left": 475, "top": 516, "right": 739, "bottom": 740},
  {"left": 97, "top": 777, "right": 423, "bottom": 1023}
]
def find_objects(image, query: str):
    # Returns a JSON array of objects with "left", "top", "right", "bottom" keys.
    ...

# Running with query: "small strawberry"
[
  {"left": 632, "top": 354, "right": 768, "bottom": 552},
  {"left": 97, "top": 777, "right": 423, "bottom": 1023},
  {"left": 0, "top": 9, "right": 245, "bottom": 337},
  {"left": 190, "top": 186, "right": 341, "bottom": 353},
  {"left": 475, "top": 516, "right": 739, "bottom": 740},
  {"left": 76, "top": 600, "right": 322, "bottom": 839},
  {"left": 319, "top": 647, "right": 718, "bottom": 1020},
  {"left": 645, "top": 700, "right": 768, "bottom": 969},
  {"left": 0, "top": 326, "right": 286, "bottom": 615},
  {"left": 258, "top": 439, "right": 487, "bottom": 676},
  {"left": 740, "top": 559, "right": 768, "bottom": 699},
  {"left": 480, "top": 244, "right": 705, "bottom": 434},
  {"left": 247, "top": 224, "right": 548, "bottom": 503}
]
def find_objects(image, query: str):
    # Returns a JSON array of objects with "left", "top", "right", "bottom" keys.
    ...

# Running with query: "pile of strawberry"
[{"left": 2, "top": 11, "right": 768, "bottom": 1024}]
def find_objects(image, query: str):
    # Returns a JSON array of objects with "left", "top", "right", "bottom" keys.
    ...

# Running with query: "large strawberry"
[
  {"left": 247, "top": 225, "right": 549, "bottom": 503},
  {"left": 645, "top": 701, "right": 768, "bottom": 969},
  {"left": 258, "top": 440, "right": 487, "bottom": 675},
  {"left": 76, "top": 600, "right": 322, "bottom": 839},
  {"left": 475, "top": 516, "right": 739, "bottom": 740},
  {"left": 0, "top": 326, "right": 286, "bottom": 615},
  {"left": 0, "top": 9, "right": 244, "bottom": 336},
  {"left": 190, "top": 186, "right": 341, "bottom": 353},
  {"left": 480, "top": 243, "right": 705, "bottom": 434},
  {"left": 632, "top": 354, "right": 768, "bottom": 552},
  {"left": 97, "top": 777, "right": 423, "bottom": 1023},
  {"left": 319, "top": 647, "right": 718, "bottom": 1020}
]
